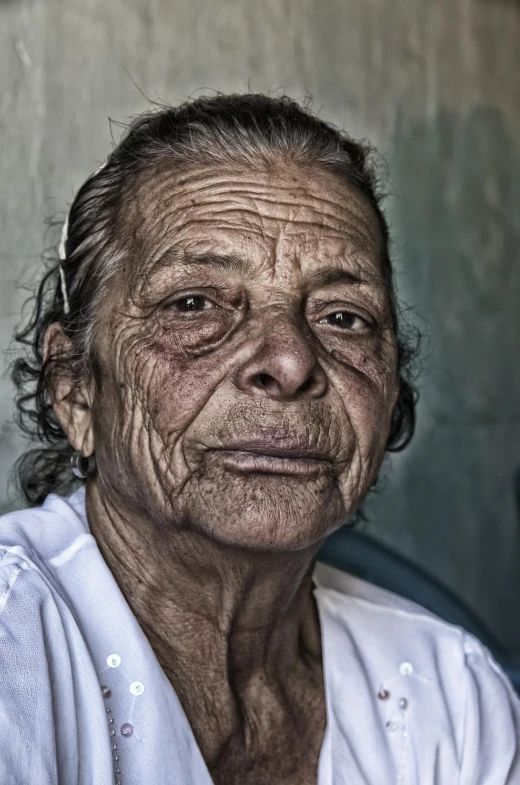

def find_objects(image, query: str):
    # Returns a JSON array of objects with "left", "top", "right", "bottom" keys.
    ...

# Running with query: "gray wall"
[{"left": 1, "top": 0, "right": 519, "bottom": 650}]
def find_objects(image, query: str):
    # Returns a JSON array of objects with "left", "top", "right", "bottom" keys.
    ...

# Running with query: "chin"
[{"left": 180, "top": 470, "right": 347, "bottom": 552}]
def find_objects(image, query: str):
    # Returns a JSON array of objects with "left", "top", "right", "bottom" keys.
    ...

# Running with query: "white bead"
[
  {"left": 399, "top": 661, "right": 414, "bottom": 676},
  {"left": 129, "top": 681, "right": 145, "bottom": 696},
  {"left": 107, "top": 654, "right": 121, "bottom": 668}
]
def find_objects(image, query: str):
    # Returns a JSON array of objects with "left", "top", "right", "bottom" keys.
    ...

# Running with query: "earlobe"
[
  {"left": 43, "top": 322, "right": 95, "bottom": 456},
  {"left": 79, "top": 418, "right": 95, "bottom": 458}
]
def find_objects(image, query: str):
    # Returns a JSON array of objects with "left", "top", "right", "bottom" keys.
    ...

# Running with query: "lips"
[
  {"left": 214, "top": 450, "right": 329, "bottom": 478},
  {"left": 214, "top": 438, "right": 332, "bottom": 462},
  {"left": 204, "top": 433, "right": 334, "bottom": 478}
]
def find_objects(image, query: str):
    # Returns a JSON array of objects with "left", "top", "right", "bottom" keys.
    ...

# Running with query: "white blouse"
[{"left": 0, "top": 488, "right": 519, "bottom": 784}]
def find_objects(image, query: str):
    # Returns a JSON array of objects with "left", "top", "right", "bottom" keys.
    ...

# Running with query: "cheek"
[
  {"left": 329, "top": 358, "right": 397, "bottom": 453},
  {"left": 324, "top": 329, "right": 394, "bottom": 377},
  {"left": 107, "top": 311, "right": 234, "bottom": 432},
  {"left": 95, "top": 309, "right": 240, "bottom": 465},
  {"left": 155, "top": 310, "right": 238, "bottom": 355},
  {"left": 129, "top": 337, "right": 227, "bottom": 441},
  {"left": 324, "top": 327, "right": 398, "bottom": 424}
]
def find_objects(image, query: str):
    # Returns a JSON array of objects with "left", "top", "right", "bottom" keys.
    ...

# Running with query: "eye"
[
  {"left": 168, "top": 295, "right": 215, "bottom": 313},
  {"left": 320, "top": 311, "right": 370, "bottom": 331}
]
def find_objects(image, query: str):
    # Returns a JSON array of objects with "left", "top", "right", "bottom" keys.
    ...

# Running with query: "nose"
[{"left": 232, "top": 321, "right": 328, "bottom": 401}]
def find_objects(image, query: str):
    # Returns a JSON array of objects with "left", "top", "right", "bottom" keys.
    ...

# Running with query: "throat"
[
  {"left": 210, "top": 689, "right": 327, "bottom": 785},
  {"left": 84, "top": 483, "right": 327, "bottom": 778},
  {"left": 157, "top": 649, "right": 327, "bottom": 785},
  {"left": 137, "top": 593, "right": 326, "bottom": 780}
]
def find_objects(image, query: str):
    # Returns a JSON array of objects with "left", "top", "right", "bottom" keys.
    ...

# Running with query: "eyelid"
[
  {"left": 310, "top": 300, "right": 377, "bottom": 327},
  {"left": 170, "top": 281, "right": 234, "bottom": 297},
  {"left": 163, "top": 289, "right": 222, "bottom": 308},
  {"left": 317, "top": 312, "right": 372, "bottom": 331}
]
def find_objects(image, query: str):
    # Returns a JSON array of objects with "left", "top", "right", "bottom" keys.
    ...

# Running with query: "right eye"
[{"left": 167, "top": 295, "right": 216, "bottom": 313}]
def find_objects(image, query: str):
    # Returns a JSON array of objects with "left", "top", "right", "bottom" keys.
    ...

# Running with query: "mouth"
[{"left": 210, "top": 440, "right": 333, "bottom": 477}]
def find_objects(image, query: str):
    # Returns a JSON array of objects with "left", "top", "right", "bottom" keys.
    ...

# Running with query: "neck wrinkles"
[{"left": 85, "top": 479, "right": 323, "bottom": 685}]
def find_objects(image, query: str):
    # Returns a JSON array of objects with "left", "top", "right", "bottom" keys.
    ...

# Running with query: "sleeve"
[
  {"left": 0, "top": 551, "right": 79, "bottom": 785},
  {"left": 459, "top": 632, "right": 520, "bottom": 785}
]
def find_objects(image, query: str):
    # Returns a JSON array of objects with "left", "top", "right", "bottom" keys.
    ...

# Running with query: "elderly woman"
[{"left": 2, "top": 94, "right": 519, "bottom": 785}]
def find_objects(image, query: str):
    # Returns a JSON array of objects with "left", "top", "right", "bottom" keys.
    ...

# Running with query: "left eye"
[
  {"left": 320, "top": 311, "right": 368, "bottom": 330},
  {"left": 168, "top": 296, "right": 215, "bottom": 312}
]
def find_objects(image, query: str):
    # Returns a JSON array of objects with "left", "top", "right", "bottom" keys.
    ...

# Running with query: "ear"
[{"left": 43, "top": 323, "right": 95, "bottom": 457}]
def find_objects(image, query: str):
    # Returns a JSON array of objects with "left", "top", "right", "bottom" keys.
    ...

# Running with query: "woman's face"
[{"left": 88, "top": 162, "right": 399, "bottom": 549}]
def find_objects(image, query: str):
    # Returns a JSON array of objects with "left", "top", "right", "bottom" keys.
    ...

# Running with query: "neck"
[{"left": 85, "top": 480, "right": 324, "bottom": 763}]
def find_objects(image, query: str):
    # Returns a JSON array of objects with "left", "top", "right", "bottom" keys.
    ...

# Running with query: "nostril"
[
  {"left": 298, "top": 376, "right": 314, "bottom": 394},
  {"left": 252, "top": 372, "right": 285, "bottom": 396},
  {"left": 256, "top": 373, "right": 271, "bottom": 389}
]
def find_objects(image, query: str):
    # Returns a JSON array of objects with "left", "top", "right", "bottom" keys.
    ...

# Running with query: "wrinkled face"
[{"left": 90, "top": 161, "right": 399, "bottom": 550}]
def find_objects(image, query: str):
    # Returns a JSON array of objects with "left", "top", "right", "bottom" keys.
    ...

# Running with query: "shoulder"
[
  {"left": 314, "top": 562, "right": 520, "bottom": 783},
  {"left": 313, "top": 561, "right": 515, "bottom": 681},
  {"left": 314, "top": 559, "right": 446, "bottom": 618},
  {"left": 0, "top": 490, "right": 93, "bottom": 682},
  {"left": 0, "top": 488, "right": 96, "bottom": 650},
  {"left": 0, "top": 488, "right": 89, "bottom": 563},
  {"left": 0, "top": 490, "right": 101, "bottom": 783},
  {"left": 0, "top": 543, "right": 77, "bottom": 783}
]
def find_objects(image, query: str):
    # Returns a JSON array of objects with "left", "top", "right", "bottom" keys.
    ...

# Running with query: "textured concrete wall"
[{"left": 1, "top": 0, "right": 519, "bottom": 649}]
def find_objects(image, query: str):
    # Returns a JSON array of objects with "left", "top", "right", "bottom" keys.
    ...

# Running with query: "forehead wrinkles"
[
  {"left": 112, "top": 165, "right": 385, "bottom": 306},
  {"left": 130, "top": 164, "right": 380, "bottom": 249}
]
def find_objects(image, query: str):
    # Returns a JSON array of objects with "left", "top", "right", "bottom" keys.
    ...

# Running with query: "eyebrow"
[
  {"left": 147, "top": 251, "right": 385, "bottom": 293},
  {"left": 149, "top": 251, "right": 254, "bottom": 276},
  {"left": 306, "top": 267, "right": 363, "bottom": 287}
]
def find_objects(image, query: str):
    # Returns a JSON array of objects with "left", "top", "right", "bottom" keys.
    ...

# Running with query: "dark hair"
[{"left": 11, "top": 92, "right": 421, "bottom": 507}]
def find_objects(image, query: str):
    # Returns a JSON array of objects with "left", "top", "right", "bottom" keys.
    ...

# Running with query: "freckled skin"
[{"left": 48, "top": 162, "right": 398, "bottom": 784}]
